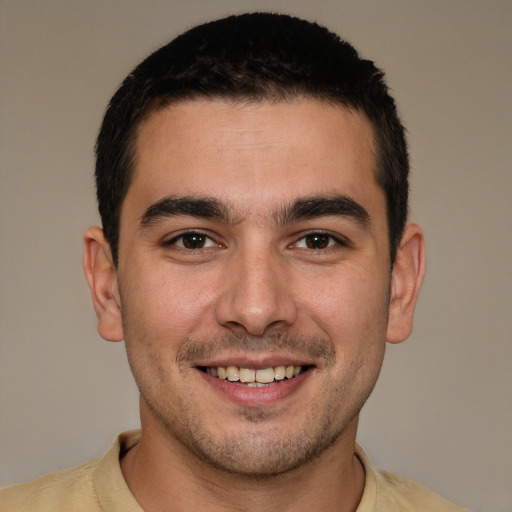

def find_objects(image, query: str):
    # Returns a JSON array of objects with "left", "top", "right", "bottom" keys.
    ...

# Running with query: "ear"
[
  {"left": 386, "top": 223, "right": 426, "bottom": 344},
  {"left": 83, "top": 226, "right": 124, "bottom": 342}
]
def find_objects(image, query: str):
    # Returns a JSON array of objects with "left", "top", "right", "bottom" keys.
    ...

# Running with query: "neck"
[{"left": 121, "top": 415, "right": 365, "bottom": 512}]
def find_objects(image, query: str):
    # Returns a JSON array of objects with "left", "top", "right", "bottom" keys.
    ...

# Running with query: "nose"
[{"left": 215, "top": 246, "right": 298, "bottom": 336}]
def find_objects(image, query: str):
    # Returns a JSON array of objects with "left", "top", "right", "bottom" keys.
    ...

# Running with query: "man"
[{"left": 0, "top": 12, "right": 467, "bottom": 512}]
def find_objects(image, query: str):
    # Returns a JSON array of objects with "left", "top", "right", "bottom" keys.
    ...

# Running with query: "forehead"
[{"left": 125, "top": 98, "right": 382, "bottom": 220}]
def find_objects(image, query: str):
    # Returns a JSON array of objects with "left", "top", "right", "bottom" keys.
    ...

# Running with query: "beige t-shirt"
[{"left": 0, "top": 430, "right": 467, "bottom": 511}]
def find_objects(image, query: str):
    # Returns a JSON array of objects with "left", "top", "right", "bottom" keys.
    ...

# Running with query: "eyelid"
[
  {"left": 164, "top": 229, "right": 221, "bottom": 249},
  {"left": 293, "top": 230, "right": 349, "bottom": 249},
  {"left": 161, "top": 229, "right": 349, "bottom": 251}
]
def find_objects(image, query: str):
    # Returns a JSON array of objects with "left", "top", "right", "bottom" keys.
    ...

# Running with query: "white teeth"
[
  {"left": 239, "top": 368, "right": 256, "bottom": 382},
  {"left": 274, "top": 366, "right": 286, "bottom": 381},
  {"left": 255, "top": 368, "right": 275, "bottom": 383},
  {"left": 207, "top": 365, "right": 304, "bottom": 384},
  {"left": 226, "top": 366, "right": 240, "bottom": 382}
]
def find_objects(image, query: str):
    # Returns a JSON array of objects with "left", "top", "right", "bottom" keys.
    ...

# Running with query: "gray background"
[{"left": 1, "top": 1, "right": 511, "bottom": 511}]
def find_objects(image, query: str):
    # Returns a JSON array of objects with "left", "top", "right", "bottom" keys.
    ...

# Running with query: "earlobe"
[
  {"left": 386, "top": 223, "right": 426, "bottom": 344},
  {"left": 83, "top": 226, "right": 124, "bottom": 342}
]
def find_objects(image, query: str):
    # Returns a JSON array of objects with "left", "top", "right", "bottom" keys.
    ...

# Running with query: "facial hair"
[{"left": 127, "top": 328, "right": 381, "bottom": 479}]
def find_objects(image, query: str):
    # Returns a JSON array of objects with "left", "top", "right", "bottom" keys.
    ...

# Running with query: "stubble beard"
[{"left": 128, "top": 331, "right": 384, "bottom": 479}]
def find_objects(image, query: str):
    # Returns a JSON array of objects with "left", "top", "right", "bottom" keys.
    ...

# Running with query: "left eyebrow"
[{"left": 277, "top": 195, "right": 371, "bottom": 227}]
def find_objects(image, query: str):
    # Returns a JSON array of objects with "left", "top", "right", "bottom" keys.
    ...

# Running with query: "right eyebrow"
[{"left": 139, "top": 196, "right": 235, "bottom": 228}]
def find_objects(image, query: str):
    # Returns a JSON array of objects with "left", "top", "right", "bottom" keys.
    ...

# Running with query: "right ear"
[{"left": 83, "top": 226, "right": 124, "bottom": 342}]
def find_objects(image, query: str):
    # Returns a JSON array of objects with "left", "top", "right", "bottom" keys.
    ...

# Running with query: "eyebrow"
[
  {"left": 140, "top": 196, "right": 235, "bottom": 227},
  {"left": 277, "top": 195, "right": 370, "bottom": 227},
  {"left": 139, "top": 194, "right": 370, "bottom": 229}
]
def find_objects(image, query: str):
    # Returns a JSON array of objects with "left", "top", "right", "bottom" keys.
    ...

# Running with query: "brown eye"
[
  {"left": 182, "top": 233, "right": 206, "bottom": 249},
  {"left": 169, "top": 232, "right": 217, "bottom": 250},
  {"left": 294, "top": 232, "right": 345, "bottom": 251},
  {"left": 304, "top": 233, "right": 333, "bottom": 249}
]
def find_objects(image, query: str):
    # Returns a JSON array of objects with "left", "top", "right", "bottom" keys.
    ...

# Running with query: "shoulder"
[
  {"left": 0, "top": 430, "right": 142, "bottom": 512},
  {"left": 355, "top": 445, "right": 469, "bottom": 512},
  {"left": 372, "top": 467, "right": 469, "bottom": 511},
  {"left": 0, "top": 458, "right": 101, "bottom": 512}
]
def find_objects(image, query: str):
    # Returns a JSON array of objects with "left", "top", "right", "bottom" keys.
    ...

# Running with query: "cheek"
[
  {"left": 119, "top": 262, "right": 219, "bottom": 344},
  {"left": 302, "top": 264, "right": 390, "bottom": 342}
]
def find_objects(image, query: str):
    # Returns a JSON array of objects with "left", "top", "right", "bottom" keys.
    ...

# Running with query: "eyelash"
[
  {"left": 165, "top": 231, "right": 220, "bottom": 250},
  {"left": 164, "top": 230, "right": 347, "bottom": 251},
  {"left": 294, "top": 232, "right": 347, "bottom": 250}
]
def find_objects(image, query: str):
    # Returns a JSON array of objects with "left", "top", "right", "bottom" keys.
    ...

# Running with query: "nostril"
[{"left": 214, "top": 260, "right": 298, "bottom": 336}]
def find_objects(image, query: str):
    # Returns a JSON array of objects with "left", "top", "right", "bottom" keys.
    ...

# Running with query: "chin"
[{"left": 166, "top": 407, "right": 354, "bottom": 479}]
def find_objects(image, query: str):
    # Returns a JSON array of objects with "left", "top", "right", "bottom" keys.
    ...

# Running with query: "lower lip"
[{"left": 198, "top": 369, "right": 311, "bottom": 407}]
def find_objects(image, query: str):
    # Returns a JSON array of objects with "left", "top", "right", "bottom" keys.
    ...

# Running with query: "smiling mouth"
[{"left": 199, "top": 365, "right": 309, "bottom": 387}]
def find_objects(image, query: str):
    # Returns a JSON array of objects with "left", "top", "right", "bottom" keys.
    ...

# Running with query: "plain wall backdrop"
[{"left": 1, "top": 1, "right": 510, "bottom": 511}]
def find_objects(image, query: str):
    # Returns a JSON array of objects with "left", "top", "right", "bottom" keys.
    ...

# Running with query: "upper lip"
[{"left": 194, "top": 354, "right": 314, "bottom": 369}]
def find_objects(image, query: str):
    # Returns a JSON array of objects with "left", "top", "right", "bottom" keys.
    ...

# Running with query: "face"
[{"left": 110, "top": 99, "right": 395, "bottom": 475}]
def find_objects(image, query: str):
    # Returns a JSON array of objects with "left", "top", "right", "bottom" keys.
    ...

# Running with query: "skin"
[{"left": 84, "top": 98, "right": 425, "bottom": 512}]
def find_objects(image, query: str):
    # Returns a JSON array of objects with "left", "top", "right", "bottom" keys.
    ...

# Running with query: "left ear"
[{"left": 386, "top": 223, "right": 426, "bottom": 344}]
